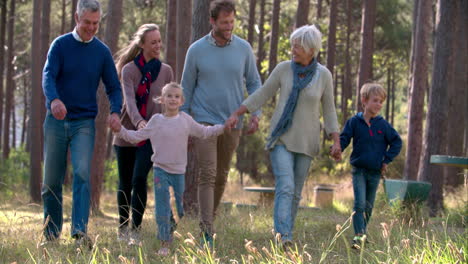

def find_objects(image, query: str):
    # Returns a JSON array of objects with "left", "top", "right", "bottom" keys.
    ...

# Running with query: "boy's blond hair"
[
  {"left": 155, "top": 82, "right": 185, "bottom": 104},
  {"left": 360, "top": 83, "right": 387, "bottom": 101}
]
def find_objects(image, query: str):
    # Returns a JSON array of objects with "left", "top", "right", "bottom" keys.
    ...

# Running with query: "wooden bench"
[
  {"left": 243, "top": 186, "right": 275, "bottom": 206},
  {"left": 430, "top": 155, "right": 468, "bottom": 169}
]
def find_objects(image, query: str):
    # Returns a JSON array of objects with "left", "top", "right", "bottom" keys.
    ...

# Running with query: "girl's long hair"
[{"left": 114, "top": 23, "right": 160, "bottom": 78}]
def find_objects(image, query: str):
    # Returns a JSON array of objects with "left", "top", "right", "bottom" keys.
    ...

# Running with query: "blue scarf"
[{"left": 267, "top": 59, "right": 318, "bottom": 148}]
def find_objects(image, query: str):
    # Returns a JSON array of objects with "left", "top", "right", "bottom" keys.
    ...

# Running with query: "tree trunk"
[
  {"left": 191, "top": 0, "right": 212, "bottom": 43},
  {"left": 385, "top": 67, "right": 390, "bottom": 121},
  {"left": 90, "top": 0, "right": 123, "bottom": 214},
  {"left": 341, "top": 0, "right": 353, "bottom": 125},
  {"left": 326, "top": 0, "right": 338, "bottom": 76},
  {"left": 0, "top": 0, "right": 7, "bottom": 151},
  {"left": 60, "top": 0, "right": 66, "bottom": 34},
  {"left": 2, "top": 0, "right": 16, "bottom": 160},
  {"left": 29, "top": 0, "right": 42, "bottom": 202},
  {"left": 295, "top": 0, "right": 309, "bottom": 28},
  {"left": 11, "top": 103, "right": 15, "bottom": 148},
  {"left": 176, "top": 0, "right": 192, "bottom": 82},
  {"left": 247, "top": 0, "right": 256, "bottom": 45},
  {"left": 403, "top": 0, "right": 431, "bottom": 180},
  {"left": 444, "top": 0, "right": 467, "bottom": 189},
  {"left": 408, "top": 0, "right": 420, "bottom": 101},
  {"left": 316, "top": 0, "right": 323, "bottom": 20},
  {"left": 268, "top": 0, "right": 281, "bottom": 76},
  {"left": 70, "top": 0, "right": 77, "bottom": 32},
  {"left": 183, "top": 0, "right": 211, "bottom": 214},
  {"left": 256, "top": 0, "right": 266, "bottom": 80},
  {"left": 21, "top": 77, "right": 28, "bottom": 146},
  {"left": 356, "top": 0, "right": 376, "bottom": 112},
  {"left": 165, "top": 0, "right": 177, "bottom": 70},
  {"left": 390, "top": 68, "right": 395, "bottom": 126},
  {"left": 418, "top": 0, "right": 456, "bottom": 216}
]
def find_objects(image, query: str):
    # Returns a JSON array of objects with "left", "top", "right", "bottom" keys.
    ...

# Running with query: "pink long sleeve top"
[{"left": 116, "top": 112, "right": 224, "bottom": 174}]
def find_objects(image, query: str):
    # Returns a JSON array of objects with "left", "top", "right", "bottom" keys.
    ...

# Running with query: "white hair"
[
  {"left": 290, "top": 25, "right": 322, "bottom": 58},
  {"left": 77, "top": 0, "right": 101, "bottom": 18}
]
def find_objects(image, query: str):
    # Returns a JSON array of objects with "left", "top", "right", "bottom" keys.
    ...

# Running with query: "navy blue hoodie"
[{"left": 340, "top": 112, "right": 402, "bottom": 171}]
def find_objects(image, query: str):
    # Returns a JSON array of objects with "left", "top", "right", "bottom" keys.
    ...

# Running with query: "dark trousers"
[{"left": 114, "top": 141, "right": 153, "bottom": 230}]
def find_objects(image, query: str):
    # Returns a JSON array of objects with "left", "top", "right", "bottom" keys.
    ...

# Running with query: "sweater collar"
[{"left": 72, "top": 27, "right": 94, "bottom": 43}]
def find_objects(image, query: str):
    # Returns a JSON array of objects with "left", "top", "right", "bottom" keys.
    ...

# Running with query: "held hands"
[
  {"left": 330, "top": 142, "right": 342, "bottom": 162},
  {"left": 108, "top": 113, "right": 121, "bottom": 133},
  {"left": 246, "top": 116, "right": 260, "bottom": 135},
  {"left": 51, "top": 99, "right": 67, "bottom": 120},
  {"left": 137, "top": 120, "right": 147, "bottom": 130},
  {"left": 225, "top": 114, "right": 239, "bottom": 132}
]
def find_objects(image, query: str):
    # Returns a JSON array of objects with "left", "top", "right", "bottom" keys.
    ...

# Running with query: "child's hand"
[
  {"left": 330, "top": 143, "right": 342, "bottom": 162},
  {"left": 381, "top": 163, "right": 388, "bottom": 175},
  {"left": 108, "top": 114, "right": 121, "bottom": 133}
]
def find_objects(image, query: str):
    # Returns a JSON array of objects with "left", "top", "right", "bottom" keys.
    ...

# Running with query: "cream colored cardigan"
[{"left": 243, "top": 60, "right": 339, "bottom": 157}]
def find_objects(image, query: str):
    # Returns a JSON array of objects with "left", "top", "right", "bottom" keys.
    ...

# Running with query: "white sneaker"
[
  {"left": 128, "top": 231, "right": 141, "bottom": 246},
  {"left": 157, "top": 247, "right": 170, "bottom": 256},
  {"left": 117, "top": 227, "right": 129, "bottom": 242}
]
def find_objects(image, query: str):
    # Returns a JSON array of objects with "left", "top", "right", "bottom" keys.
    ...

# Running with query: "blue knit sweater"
[
  {"left": 42, "top": 33, "right": 122, "bottom": 119},
  {"left": 340, "top": 112, "right": 402, "bottom": 171},
  {"left": 180, "top": 34, "right": 261, "bottom": 126}
]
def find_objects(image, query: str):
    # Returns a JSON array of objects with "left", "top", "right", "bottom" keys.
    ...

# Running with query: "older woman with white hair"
[{"left": 227, "top": 25, "right": 341, "bottom": 247}]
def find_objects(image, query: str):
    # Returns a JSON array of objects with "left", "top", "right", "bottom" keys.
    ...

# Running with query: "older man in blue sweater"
[
  {"left": 180, "top": 0, "right": 261, "bottom": 247},
  {"left": 41, "top": 0, "right": 122, "bottom": 247}
]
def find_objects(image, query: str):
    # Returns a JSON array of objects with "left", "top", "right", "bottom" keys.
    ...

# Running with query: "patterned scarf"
[
  {"left": 267, "top": 58, "right": 318, "bottom": 148},
  {"left": 133, "top": 52, "right": 161, "bottom": 146}
]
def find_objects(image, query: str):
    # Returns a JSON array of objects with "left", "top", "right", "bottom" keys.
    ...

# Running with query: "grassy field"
[{"left": 0, "top": 179, "right": 466, "bottom": 264}]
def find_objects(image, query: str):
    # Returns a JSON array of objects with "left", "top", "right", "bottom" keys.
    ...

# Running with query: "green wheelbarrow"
[{"left": 383, "top": 179, "right": 432, "bottom": 205}]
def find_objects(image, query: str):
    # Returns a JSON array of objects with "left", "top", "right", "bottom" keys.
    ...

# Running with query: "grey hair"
[
  {"left": 76, "top": 0, "right": 102, "bottom": 18},
  {"left": 290, "top": 25, "right": 322, "bottom": 58}
]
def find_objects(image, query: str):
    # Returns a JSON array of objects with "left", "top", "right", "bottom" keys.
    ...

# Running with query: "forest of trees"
[{"left": 0, "top": 0, "right": 466, "bottom": 217}]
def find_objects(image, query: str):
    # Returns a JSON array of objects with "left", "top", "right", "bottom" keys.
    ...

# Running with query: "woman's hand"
[{"left": 137, "top": 120, "right": 147, "bottom": 130}]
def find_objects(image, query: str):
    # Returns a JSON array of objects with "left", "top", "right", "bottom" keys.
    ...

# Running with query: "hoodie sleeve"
[
  {"left": 383, "top": 123, "right": 402, "bottom": 164},
  {"left": 339, "top": 117, "right": 354, "bottom": 151}
]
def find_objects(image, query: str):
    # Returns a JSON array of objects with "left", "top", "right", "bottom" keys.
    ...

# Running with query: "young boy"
[{"left": 337, "top": 83, "right": 402, "bottom": 249}]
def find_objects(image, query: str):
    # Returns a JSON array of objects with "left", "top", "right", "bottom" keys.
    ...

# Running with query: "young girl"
[{"left": 110, "top": 82, "right": 227, "bottom": 256}]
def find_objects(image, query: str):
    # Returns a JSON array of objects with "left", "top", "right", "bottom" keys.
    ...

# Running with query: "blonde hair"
[
  {"left": 360, "top": 83, "right": 387, "bottom": 101},
  {"left": 155, "top": 82, "right": 185, "bottom": 104},
  {"left": 114, "top": 24, "right": 160, "bottom": 78}
]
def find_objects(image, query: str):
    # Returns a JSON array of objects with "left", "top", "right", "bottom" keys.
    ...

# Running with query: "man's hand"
[
  {"left": 51, "top": 99, "right": 67, "bottom": 120},
  {"left": 246, "top": 115, "right": 259, "bottom": 135},
  {"left": 225, "top": 114, "right": 239, "bottom": 131},
  {"left": 108, "top": 113, "right": 121, "bottom": 133}
]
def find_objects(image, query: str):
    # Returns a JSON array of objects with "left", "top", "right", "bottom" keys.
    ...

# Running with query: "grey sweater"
[
  {"left": 243, "top": 61, "right": 339, "bottom": 157},
  {"left": 113, "top": 61, "right": 174, "bottom": 147}
]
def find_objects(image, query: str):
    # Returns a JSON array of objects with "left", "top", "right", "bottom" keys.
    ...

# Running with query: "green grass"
[{"left": 0, "top": 187, "right": 466, "bottom": 264}]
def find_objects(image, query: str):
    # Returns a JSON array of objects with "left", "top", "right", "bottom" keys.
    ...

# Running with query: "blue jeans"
[
  {"left": 270, "top": 145, "right": 312, "bottom": 242},
  {"left": 352, "top": 167, "right": 381, "bottom": 235},
  {"left": 153, "top": 167, "right": 184, "bottom": 242},
  {"left": 114, "top": 141, "right": 153, "bottom": 230},
  {"left": 42, "top": 112, "right": 95, "bottom": 239}
]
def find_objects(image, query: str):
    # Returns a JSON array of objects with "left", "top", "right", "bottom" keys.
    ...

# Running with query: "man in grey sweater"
[{"left": 180, "top": 0, "right": 261, "bottom": 247}]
